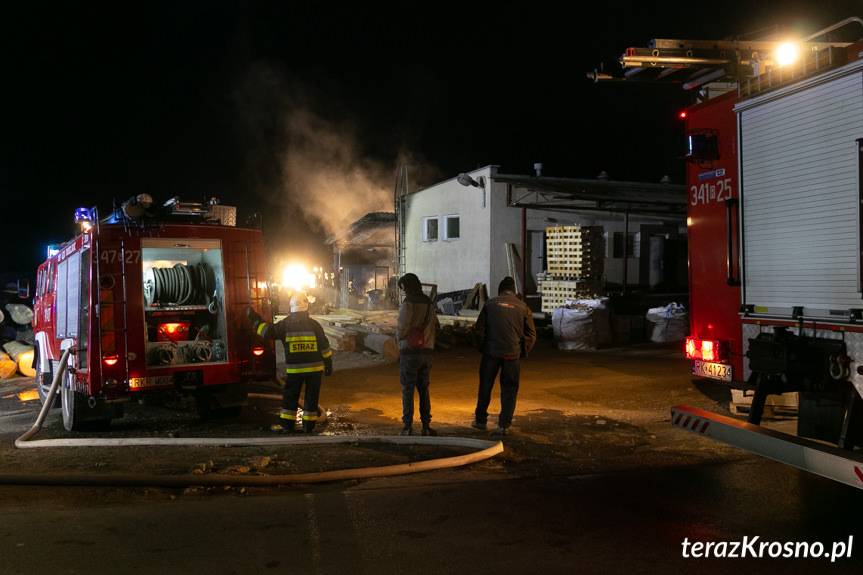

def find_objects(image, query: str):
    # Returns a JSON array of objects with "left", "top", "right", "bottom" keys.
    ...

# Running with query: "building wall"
[
  {"left": 405, "top": 166, "right": 508, "bottom": 292},
  {"left": 405, "top": 166, "right": 686, "bottom": 294}
]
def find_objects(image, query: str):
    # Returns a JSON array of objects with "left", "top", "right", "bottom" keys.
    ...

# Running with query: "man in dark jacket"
[
  {"left": 247, "top": 293, "right": 333, "bottom": 433},
  {"left": 396, "top": 273, "right": 438, "bottom": 436},
  {"left": 471, "top": 276, "right": 536, "bottom": 435}
]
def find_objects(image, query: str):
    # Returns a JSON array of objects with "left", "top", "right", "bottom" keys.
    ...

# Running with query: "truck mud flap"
[{"left": 671, "top": 405, "right": 863, "bottom": 490}]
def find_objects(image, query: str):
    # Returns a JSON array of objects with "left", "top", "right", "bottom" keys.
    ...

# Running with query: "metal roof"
[
  {"left": 326, "top": 212, "right": 395, "bottom": 247},
  {"left": 496, "top": 173, "right": 687, "bottom": 217}
]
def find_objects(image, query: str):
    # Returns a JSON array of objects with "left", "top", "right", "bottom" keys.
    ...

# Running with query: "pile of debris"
[{"left": 293, "top": 307, "right": 479, "bottom": 361}]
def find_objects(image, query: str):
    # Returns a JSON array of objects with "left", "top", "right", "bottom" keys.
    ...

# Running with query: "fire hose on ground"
[{"left": 6, "top": 350, "right": 504, "bottom": 487}]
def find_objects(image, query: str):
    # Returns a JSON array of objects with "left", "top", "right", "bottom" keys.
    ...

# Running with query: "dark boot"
[
  {"left": 270, "top": 422, "right": 296, "bottom": 433},
  {"left": 421, "top": 425, "right": 437, "bottom": 436},
  {"left": 302, "top": 421, "right": 316, "bottom": 434}
]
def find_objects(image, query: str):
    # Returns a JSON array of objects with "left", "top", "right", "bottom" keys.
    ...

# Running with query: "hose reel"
[{"left": 145, "top": 263, "right": 215, "bottom": 307}]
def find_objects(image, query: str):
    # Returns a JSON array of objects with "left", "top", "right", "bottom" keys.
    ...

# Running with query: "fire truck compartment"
[{"left": 141, "top": 238, "right": 228, "bottom": 368}]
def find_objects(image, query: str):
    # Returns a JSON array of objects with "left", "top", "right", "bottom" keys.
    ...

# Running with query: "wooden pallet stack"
[{"left": 540, "top": 226, "right": 605, "bottom": 313}]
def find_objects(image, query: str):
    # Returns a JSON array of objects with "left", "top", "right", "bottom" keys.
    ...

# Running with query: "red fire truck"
[
  {"left": 32, "top": 195, "right": 276, "bottom": 431},
  {"left": 607, "top": 17, "right": 863, "bottom": 488}
]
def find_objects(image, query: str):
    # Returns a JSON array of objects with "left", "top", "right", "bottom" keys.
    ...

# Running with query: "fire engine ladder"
[
  {"left": 672, "top": 405, "right": 863, "bottom": 490},
  {"left": 95, "top": 236, "right": 130, "bottom": 381},
  {"left": 236, "top": 240, "right": 267, "bottom": 312}
]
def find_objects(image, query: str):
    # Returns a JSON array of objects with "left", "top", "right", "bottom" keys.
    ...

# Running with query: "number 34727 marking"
[
  {"left": 690, "top": 178, "right": 733, "bottom": 206},
  {"left": 100, "top": 249, "right": 141, "bottom": 264}
]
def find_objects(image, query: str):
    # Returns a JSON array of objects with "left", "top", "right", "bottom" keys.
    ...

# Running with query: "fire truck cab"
[{"left": 32, "top": 195, "right": 276, "bottom": 431}]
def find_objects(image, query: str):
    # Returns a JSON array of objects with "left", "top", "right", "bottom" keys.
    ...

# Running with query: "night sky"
[{"left": 3, "top": 1, "right": 861, "bottom": 278}]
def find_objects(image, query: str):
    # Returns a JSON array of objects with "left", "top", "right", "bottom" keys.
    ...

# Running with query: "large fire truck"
[
  {"left": 604, "top": 17, "right": 863, "bottom": 488},
  {"left": 32, "top": 195, "right": 276, "bottom": 431}
]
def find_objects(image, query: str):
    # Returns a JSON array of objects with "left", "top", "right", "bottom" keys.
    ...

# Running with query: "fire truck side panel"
[
  {"left": 737, "top": 64, "right": 863, "bottom": 316},
  {"left": 685, "top": 92, "right": 744, "bottom": 379}
]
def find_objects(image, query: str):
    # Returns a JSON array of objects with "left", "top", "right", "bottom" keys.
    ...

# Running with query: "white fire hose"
[{"left": 9, "top": 350, "right": 503, "bottom": 487}]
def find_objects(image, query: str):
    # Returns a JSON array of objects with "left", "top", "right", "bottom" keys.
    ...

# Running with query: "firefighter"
[{"left": 247, "top": 293, "right": 333, "bottom": 433}]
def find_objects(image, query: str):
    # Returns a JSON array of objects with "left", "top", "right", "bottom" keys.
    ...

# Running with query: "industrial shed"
[{"left": 398, "top": 165, "right": 687, "bottom": 309}]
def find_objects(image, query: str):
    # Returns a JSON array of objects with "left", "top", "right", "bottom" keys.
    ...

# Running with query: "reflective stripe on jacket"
[{"left": 253, "top": 311, "right": 332, "bottom": 372}]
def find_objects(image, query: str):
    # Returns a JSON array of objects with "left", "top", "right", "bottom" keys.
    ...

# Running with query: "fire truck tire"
[{"left": 34, "top": 349, "right": 60, "bottom": 408}]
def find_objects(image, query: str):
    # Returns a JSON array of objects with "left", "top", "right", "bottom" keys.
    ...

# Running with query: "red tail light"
[
  {"left": 253, "top": 346, "right": 265, "bottom": 356},
  {"left": 103, "top": 355, "right": 119, "bottom": 366},
  {"left": 685, "top": 336, "right": 729, "bottom": 362}
]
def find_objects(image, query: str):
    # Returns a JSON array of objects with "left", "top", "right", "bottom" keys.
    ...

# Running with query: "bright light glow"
[
  {"left": 18, "top": 390, "right": 40, "bottom": 402},
  {"left": 776, "top": 43, "right": 798, "bottom": 66},
  {"left": 158, "top": 323, "right": 189, "bottom": 343},
  {"left": 103, "top": 355, "right": 119, "bottom": 366},
  {"left": 679, "top": 111, "right": 687, "bottom": 119},
  {"left": 253, "top": 346, "right": 265, "bottom": 356},
  {"left": 685, "top": 336, "right": 726, "bottom": 362},
  {"left": 281, "top": 264, "right": 318, "bottom": 291},
  {"left": 282, "top": 264, "right": 309, "bottom": 291},
  {"left": 685, "top": 337, "right": 697, "bottom": 358}
]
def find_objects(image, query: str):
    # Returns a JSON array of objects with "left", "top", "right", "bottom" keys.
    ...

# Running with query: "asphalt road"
[{"left": 1, "top": 337, "right": 861, "bottom": 574}]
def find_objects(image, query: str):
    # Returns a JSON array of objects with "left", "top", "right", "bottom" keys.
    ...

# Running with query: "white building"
[{"left": 400, "top": 165, "right": 687, "bottom": 298}]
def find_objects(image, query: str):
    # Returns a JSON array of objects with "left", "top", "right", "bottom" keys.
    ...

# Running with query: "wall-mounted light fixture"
[{"left": 457, "top": 173, "right": 486, "bottom": 208}]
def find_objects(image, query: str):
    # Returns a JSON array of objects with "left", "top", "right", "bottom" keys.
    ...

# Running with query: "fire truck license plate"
[
  {"left": 692, "top": 360, "right": 732, "bottom": 382},
  {"left": 129, "top": 376, "right": 174, "bottom": 389}
]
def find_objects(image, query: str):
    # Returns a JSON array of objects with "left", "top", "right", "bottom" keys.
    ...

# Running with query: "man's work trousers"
[
  {"left": 281, "top": 371, "right": 323, "bottom": 431},
  {"left": 475, "top": 354, "right": 521, "bottom": 429},
  {"left": 399, "top": 353, "right": 433, "bottom": 427}
]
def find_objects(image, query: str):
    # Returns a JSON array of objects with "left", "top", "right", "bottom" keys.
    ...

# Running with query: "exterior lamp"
[
  {"left": 776, "top": 43, "right": 798, "bottom": 67},
  {"left": 457, "top": 173, "right": 486, "bottom": 208}
]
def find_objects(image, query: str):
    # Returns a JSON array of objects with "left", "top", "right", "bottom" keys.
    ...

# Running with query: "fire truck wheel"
[
  {"left": 34, "top": 349, "right": 60, "bottom": 408},
  {"left": 61, "top": 380, "right": 83, "bottom": 431}
]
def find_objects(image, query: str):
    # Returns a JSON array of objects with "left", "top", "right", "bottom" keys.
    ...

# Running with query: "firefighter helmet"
[{"left": 290, "top": 293, "right": 309, "bottom": 313}]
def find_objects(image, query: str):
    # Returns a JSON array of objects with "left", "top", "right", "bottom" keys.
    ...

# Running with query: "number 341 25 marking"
[
  {"left": 100, "top": 249, "right": 141, "bottom": 264},
  {"left": 691, "top": 178, "right": 733, "bottom": 206}
]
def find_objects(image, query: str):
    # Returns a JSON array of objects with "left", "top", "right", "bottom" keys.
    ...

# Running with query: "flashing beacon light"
[
  {"left": 74, "top": 207, "right": 94, "bottom": 232},
  {"left": 679, "top": 110, "right": 687, "bottom": 120}
]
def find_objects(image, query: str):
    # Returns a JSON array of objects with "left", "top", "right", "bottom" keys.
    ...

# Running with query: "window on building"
[
  {"left": 423, "top": 216, "right": 438, "bottom": 241},
  {"left": 442, "top": 214, "right": 460, "bottom": 240},
  {"left": 613, "top": 231, "right": 641, "bottom": 258}
]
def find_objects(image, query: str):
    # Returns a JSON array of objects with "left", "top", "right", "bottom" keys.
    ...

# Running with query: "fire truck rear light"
[
  {"left": 253, "top": 347, "right": 265, "bottom": 356},
  {"left": 685, "top": 337, "right": 728, "bottom": 362},
  {"left": 103, "top": 355, "right": 119, "bottom": 366}
]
